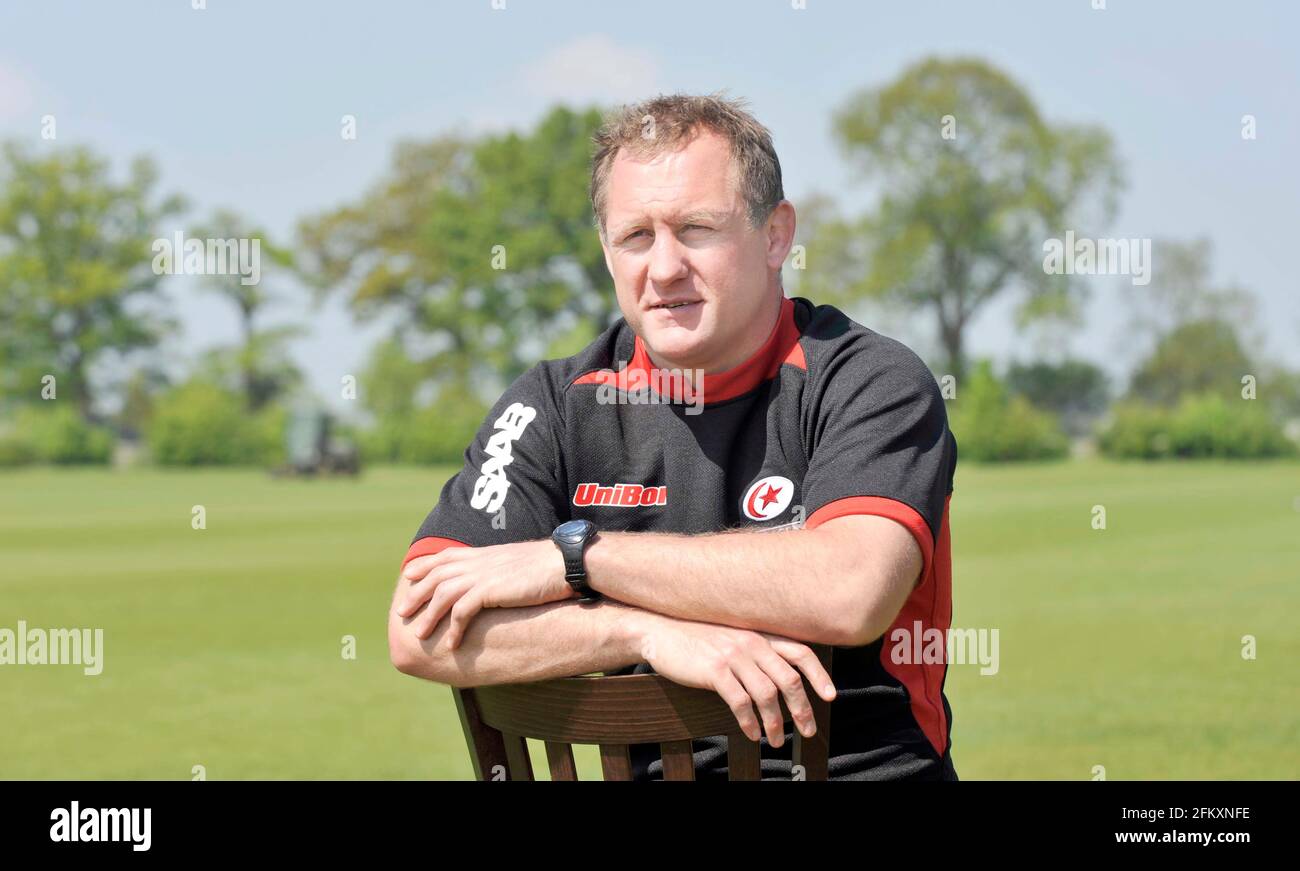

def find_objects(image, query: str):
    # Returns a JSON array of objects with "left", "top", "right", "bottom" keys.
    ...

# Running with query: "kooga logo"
[{"left": 50, "top": 801, "right": 151, "bottom": 851}]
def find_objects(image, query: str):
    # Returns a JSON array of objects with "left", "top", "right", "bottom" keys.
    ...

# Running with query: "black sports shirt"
[{"left": 403, "top": 295, "right": 959, "bottom": 781}]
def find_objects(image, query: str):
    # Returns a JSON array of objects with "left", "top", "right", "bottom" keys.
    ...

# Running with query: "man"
[{"left": 389, "top": 94, "right": 958, "bottom": 781}]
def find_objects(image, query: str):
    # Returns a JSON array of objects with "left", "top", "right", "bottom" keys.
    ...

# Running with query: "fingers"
[
  {"left": 397, "top": 563, "right": 462, "bottom": 618},
  {"left": 715, "top": 636, "right": 835, "bottom": 747},
  {"left": 412, "top": 578, "right": 472, "bottom": 640},
  {"left": 401, "top": 547, "right": 471, "bottom": 581},
  {"left": 711, "top": 667, "right": 763, "bottom": 743},
  {"left": 749, "top": 645, "right": 818, "bottom": 740},
  {"left": 444, "top": 588, "right": 485, "bottom": 650},
  {"left": 401, "top": 553, "right": 443, "bottom": 581},
  {"left": 727, "top": 657, "right": 788, "bottom": 748},
  {"left": 767, "top": 637, "right": 837, "bottom": 703}
]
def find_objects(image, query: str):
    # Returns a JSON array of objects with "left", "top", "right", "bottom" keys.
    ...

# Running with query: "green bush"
[
  {"left": 148, "top": 381, "right": 281, "bottom": 466},
  {"left": 948, "top": 361, "right": 1069, "bottom": 462},
  {"left": 1099, "top": 393, "right": 1295, "bottom": 459},
  {"left": 0, "top": 405, "right": 114, "bottom": 465},
  {"left": 251, "top": 403, "right": 288, "bottom": 468},
  {"left": 0, "top": 430, "right": 37, "bottom": 467},
  {"left": 362, "top": 396, "right": 488, "bottom": 465},
  {"left": 1169, "top": 394, "right": 1294, "bottom": 458},
  {"left": 1097, "top": 403, "right": 1171, "bottom": 459}
]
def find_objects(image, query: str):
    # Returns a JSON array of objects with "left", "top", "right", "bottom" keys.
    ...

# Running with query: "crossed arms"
[{"left": 388, "top": 513, "right": 923, "bottom": 746}]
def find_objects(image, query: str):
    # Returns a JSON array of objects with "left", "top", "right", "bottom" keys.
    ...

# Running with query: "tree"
[
  {"left": 0, "top": 142, "right": 185, "bottom": 423},
  {"left": 1123, "top": 239, "right": 1260, "bottom": 407},
  {"left": 356, "top": 338, "right": 488, "bottom": 465},
  {"left": 806, "top": 57, "right": 1124, "bottom": 379},
  {"left": 358, "top": 337, "right": 430, "bottom": 423},
  {"left": 296, "top": 105, "right": 612, "bottom": 400},
  {"left": 1128, "top": 319, "right": 1253, "bottom": 407},
  {"left": 114, "top": 364, "right": 172, "bottom": 440},
  {"left": 189, "top": 209, "right": 302, "bottom": 411},
  {"left": 1125, "top": 237, "right": 1257, "bottom": 341},
  {"left": 1005, "top": 358, "right": 1110, "bottom": 437}
]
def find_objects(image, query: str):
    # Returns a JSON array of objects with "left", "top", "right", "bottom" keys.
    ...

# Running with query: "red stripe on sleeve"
[
  {"left": 402, "top": 536, "right": 469, "bottom": 569},
  {"left": 804, "top": 495, "right": 935, "bottom": 585},
  {"left": 805, "top": 493, "right": 955, "bottom": 760}
]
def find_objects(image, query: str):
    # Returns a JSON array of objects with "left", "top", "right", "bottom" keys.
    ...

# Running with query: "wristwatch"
[{"left": 551, "top": 519, "right": 601, "bottom": 603}]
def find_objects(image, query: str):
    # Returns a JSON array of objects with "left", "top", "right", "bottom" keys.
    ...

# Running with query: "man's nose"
[{"left": 646, "top": 230, "right": 690, "bottom": 287}]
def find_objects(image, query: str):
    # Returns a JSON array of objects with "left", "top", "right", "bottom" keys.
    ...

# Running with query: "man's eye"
[
  {"left": 683, "top": 224, "right": 711, "bottom": 233},
  {"left": 623, "top": 230, "right": 648, "bottom": 242}
]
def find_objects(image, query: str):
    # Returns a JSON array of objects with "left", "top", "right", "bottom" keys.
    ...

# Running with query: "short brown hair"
[{"left": 589, "top": 92, "right": 785, "bottom": 236}]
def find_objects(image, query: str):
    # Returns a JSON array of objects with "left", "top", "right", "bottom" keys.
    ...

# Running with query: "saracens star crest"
[{"left": 741, "top": 475, "right": 794, "bottom": 521}]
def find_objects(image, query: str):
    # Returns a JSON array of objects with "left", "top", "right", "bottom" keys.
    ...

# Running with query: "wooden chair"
[{"left": 452, "top": 645, "right": 833, "bottom": 781}]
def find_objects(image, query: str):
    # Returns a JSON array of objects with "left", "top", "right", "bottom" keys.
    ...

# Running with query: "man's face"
[{"left": 599, "top": 131, "right": 788, "bottom": 374}]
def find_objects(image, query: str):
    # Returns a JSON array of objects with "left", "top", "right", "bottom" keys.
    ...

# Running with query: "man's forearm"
[
  {"left": 389, "top": 575, "right": 648, "bottom": 687},
  {"left": 582, "top": 516, "right": 921, "bottom": 647}
]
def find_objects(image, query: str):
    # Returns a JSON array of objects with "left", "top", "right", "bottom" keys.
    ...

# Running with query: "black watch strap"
[{"left": 552, "top": 520, "right": 601, "bottom": 603}]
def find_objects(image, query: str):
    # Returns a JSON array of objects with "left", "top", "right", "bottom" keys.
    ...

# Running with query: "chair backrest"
[{"left": 453, "top": 645, "right": 833, "bottom": 781}]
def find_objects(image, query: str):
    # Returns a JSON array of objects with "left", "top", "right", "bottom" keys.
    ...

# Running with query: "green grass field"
[{"left": 1, "top": 460, "right": 1297, "bottom": 779}]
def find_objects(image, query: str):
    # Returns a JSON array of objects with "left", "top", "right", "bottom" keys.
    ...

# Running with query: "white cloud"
[{"left": 519, "top": 34, "right": 661, "bottom": 104}]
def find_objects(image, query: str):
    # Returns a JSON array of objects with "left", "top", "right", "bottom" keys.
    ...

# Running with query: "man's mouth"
[{"left": 651, "top": 300, "right": 701, "bottom": 311}]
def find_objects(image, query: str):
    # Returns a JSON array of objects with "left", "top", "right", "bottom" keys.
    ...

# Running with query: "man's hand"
[
  {"left": 622, "top": 609, "right": 837, "bottom": 748},
  {"left": 397, "top": 539, "right": 574, "bottom": 647}
]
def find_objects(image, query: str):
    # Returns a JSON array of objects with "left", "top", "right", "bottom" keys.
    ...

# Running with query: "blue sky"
[{"left": 1, "top": 0, "right": 1296, "bottom": 405}]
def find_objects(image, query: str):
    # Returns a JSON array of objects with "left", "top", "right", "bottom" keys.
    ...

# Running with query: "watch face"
[{"left": 554, "top": 519, "right": 591, "bottom": 542}]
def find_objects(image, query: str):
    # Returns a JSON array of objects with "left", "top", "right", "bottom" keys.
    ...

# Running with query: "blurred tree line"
[
  {"left": 0, "top": 58, "right": 1296, "bottom": 468},
  {"left": 294, "top": 105, "right": 610, "bottom": 463}
]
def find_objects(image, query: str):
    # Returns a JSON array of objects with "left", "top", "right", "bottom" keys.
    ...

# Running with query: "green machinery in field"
[{"left": 275, "top": 408, "right": 360, "bottom": 477}]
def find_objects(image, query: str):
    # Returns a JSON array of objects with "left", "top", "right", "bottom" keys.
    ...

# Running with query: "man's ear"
[{"left": 765, "top": 200, "right": 797, "bottom": 272}]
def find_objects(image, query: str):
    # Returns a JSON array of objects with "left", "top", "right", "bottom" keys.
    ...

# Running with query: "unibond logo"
[{"left": 572, "top": 483, "right": 667, "bottom": 507}]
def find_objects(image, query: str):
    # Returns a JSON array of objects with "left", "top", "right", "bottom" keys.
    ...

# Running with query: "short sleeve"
[
  {"left": 801, "top": 338, "right": 956, "bottom": 581},
  {"left": 402, "top": 366, "right": 568, "bottom": 567}
]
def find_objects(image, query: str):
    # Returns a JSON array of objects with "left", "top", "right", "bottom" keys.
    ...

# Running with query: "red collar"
[{"left": 620, "top": 296, "right": 806, "bottom": 404}]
